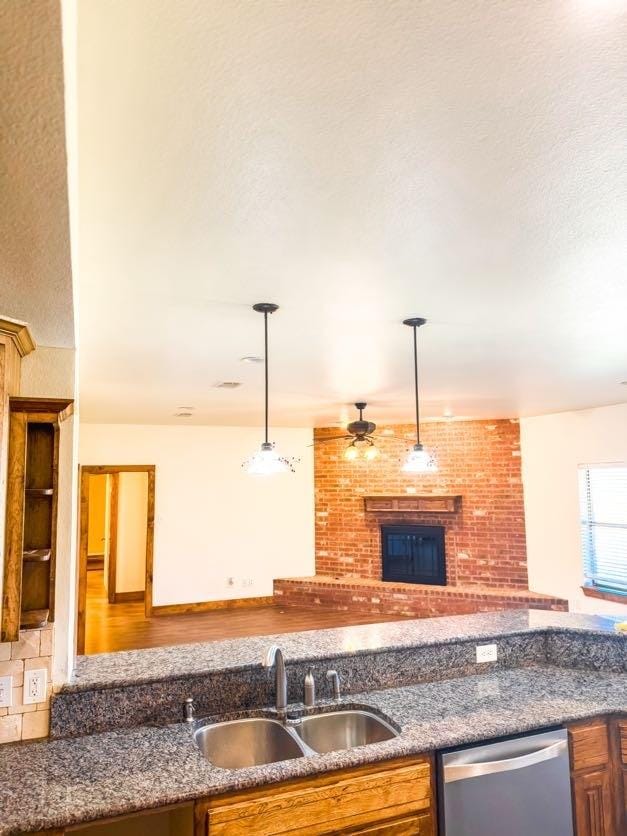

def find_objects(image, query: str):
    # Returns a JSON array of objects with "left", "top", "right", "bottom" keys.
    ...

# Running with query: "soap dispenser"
[{"left": 304, "top": 667, "right": 316, "bottom": 707}]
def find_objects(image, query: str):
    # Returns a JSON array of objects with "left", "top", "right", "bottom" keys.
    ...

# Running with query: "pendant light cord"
[
  {"left": 264, "top": 311, "right": 269, "bottom": 445},
  {"left": 412, "top": 324, "right": 420, "bottom": 446}
]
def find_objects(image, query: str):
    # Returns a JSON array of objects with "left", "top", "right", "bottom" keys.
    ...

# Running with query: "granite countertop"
[
  {"left": 67, "top": 609, "right": 626, "bottom": 692},
  {"left": 2, "top": 663, "right": 626, "bottom": 835}
]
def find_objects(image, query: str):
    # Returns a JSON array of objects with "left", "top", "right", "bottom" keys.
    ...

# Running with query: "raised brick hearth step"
[{"left": 273, "top": 576, "right": 568, "bottom": 617}]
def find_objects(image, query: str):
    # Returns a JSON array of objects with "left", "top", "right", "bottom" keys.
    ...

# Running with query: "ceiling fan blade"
[{"left": 308, "top": 435, "right": 351, "bottom": 446}]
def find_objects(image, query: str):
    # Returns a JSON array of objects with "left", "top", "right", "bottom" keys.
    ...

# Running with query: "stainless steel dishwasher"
[{"left": 439, "top": 728, "right": 574, "bottom": 835}]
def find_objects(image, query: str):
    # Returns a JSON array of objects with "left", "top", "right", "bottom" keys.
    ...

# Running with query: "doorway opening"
[{"left": 77, "top": 465, "right": 155, "bottom": 654}]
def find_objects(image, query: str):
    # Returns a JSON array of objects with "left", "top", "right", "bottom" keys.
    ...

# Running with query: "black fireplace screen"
[{"left": 381, "top": 525, "right": 446, "bottom": 585}]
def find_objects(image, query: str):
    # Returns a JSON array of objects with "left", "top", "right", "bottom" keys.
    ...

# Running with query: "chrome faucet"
[
  {"left": 262, "top": 644, "right": 287, "bottom": 721},
  {"left": 326, "top": 669, "right": 341, "bottom": 700}
]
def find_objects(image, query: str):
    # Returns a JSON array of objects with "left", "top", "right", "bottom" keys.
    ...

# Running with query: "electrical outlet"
[
  {"left": 23, "top": 668, "right": 47, "bottom": 704},
  {"left": 241, "top": 578, "right": 254, "bottom": 587},
  {"left": 0, "top": 675, "right": 13, "bottom": 708},
  {"left": 476, "top": 643, "right": 498, "bottom": 663}
]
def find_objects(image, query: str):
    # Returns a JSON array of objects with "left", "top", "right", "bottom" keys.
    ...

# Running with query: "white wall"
[
  {"left": 521, "top": 403, "right": 627, "bottom": 616},
  {"left": 79, "top": 424, "right": 315, "bottom": 606},
  {"left": 116, "top": 471, "right": 148, "bottom": 593}
]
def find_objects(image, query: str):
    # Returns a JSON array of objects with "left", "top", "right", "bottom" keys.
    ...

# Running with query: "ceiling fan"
[{"left": 314, "top": 402, "right": 380, "bottom": 461}]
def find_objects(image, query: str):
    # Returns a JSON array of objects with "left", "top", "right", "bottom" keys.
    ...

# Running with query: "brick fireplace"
[{"left": 274, "top": 418, "right": 568, "bottom": 616}]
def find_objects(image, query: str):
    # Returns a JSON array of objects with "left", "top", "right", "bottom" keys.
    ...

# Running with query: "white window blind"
[{"left": 579, "top": 464, "right": 627, "bottom": 596}]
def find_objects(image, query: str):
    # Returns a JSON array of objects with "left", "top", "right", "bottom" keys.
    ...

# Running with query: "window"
[{"left": 579, "top": 464, "right": 627, "bottom": 597}]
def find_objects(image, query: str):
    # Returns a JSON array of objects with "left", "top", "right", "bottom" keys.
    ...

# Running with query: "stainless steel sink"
[
  {"left": 194, "top": 709, "right": 398, "bottom": 768},
  {"left": 194, "top": 717, "right": 306, "bottom": 769},
  {"left": 294, "top": 709, "right": 398, "bottom": 753}
]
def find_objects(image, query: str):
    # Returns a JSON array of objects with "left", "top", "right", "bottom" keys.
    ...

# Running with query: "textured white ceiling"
[
  {"left": 0, "top": 2, "right": 74, "bottom": 348},
  {"left": 77, "top": 0, "right": 627, "bottom": 426}
]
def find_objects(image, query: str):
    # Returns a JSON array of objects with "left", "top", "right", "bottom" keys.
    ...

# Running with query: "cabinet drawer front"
[
  {"left": 347, "top": 812, "right": 434, "bottom": 835},
  {"left": 569, "top": 721, "right": 610, "bottom": 771},
  {"left": 206, "top": 760, "right": 431, "bottom": 836}
]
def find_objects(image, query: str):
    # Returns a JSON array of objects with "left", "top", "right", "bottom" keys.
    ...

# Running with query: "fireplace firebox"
[{"left": 381, "top": 525, "right": 446, "bottom": 585}]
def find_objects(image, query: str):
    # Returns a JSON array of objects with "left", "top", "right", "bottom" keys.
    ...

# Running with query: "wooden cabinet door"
[
  {"left": 572, "top": 768, "right": 614, "bottom": 836},
  {"left": 611, "top": 718, "right": 627, "bottom": 834},
  {"left": 568, "top": 718, "right": 617, "bottom": 836}
]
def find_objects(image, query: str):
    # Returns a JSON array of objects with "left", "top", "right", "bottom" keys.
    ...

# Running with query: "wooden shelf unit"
[{"left": 1, "top": 396, "right": 73, "bottom": 642}]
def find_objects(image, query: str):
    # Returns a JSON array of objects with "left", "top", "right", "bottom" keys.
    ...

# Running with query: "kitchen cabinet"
[
  {"left": 1, "top": 397, "right": 73, "bottom": 642},
  {"left": 194, "top": 755, "right": 434, "bottom": 835},
  {"left": 28, "top": 716, "right": 627, "bottom": 836},
  {"left": 568, "top": 716, "right": 626, "bottom": 836},
  {"left": 610, "top": 717, "right": 627, "bottom": 834}
]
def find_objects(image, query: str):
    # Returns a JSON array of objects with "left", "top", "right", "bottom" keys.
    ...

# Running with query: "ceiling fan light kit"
[
  {"left": 315, "top": 402, "right": 381, "bottom": 462},
  {"left": 402, "top": 316, "right": 438, "bottom": 474},
  {"left": 242, "top": 303, "right": 298, "bottom": 475}
]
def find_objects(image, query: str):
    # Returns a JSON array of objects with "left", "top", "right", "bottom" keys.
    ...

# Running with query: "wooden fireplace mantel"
[{"left": 363, "top": 494, "right": 462, "bottom": 514}]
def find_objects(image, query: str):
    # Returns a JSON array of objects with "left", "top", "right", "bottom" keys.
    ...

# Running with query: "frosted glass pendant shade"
[
  {"left": 242, "top": 442, "right": 295, "bottom": 475},
  {"left": 402, "top": 443, "right": 438, "bottom": 473}
]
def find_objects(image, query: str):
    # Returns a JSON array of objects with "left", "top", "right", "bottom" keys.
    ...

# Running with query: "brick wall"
[{"left": 314, "top": 418, "right": 529, "bottom": 589}]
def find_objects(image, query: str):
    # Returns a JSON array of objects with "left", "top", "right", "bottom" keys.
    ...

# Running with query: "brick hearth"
[
  {"left": 273, "top": 418, "right": 569, "bottom": 618},
  {"left": 274, "top": 576, "right": 568, "bottom": 617}
]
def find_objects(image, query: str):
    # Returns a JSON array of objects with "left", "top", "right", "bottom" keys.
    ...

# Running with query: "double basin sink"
[{"left": 195, "top": 709, "right": 398, "bottom": 770}]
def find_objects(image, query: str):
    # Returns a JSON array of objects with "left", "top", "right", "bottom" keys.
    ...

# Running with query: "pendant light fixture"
[
  {"left": 242, "top": 303, "right": 297, "bottom": 475},
  {"left": 402, "top": 317, "right": 438, "bottom": 473}
]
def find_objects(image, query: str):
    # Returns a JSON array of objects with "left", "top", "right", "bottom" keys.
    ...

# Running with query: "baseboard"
[
  {"left": 111, "top": 590, "right": 145, "bottom": 603},
  {"left": 87, "top": 554, "right": 105, "bottom": 571},
  {"left": 153, "top": 595, "right": 275, "bottom": 616}
]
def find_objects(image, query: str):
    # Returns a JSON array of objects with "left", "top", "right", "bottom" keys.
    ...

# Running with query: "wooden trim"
[
  {"left": 0, "top": 317, "right": 35, "bottom": 357},
  {"left": 111, "top": 590, "right": 145, "bottom": 603},
  {"left": 582, "top": 585, "right": 626, "bottom": 606},
  {"left": 48, "top": 422, "right": 60, "bottom": 623},
  {"left": 81, "top": 464, "right": 155, "bottom": 474},
  {"left": 10, "top": 396, "right": 73, "bottom": 421},
  {"left": 145, "top": 467, "right": 155, "bottom": 618},
  {"left": 76, "top": 465, "right": 155, "bottom": 653},
  {"left": 153, "top": 596, "right": 274, "bottom": 616},
  {"left": 609, "top": 716, "right": 627, "bottom": 835},
  {"left": 1, "top": 412, "right": 27, "bottom": 642},
  {"left": 76, "top": 468, "right": 90, "bottom": 655},
  {"left": 107, "top": 473, "right": 119, "bottom": 604}
]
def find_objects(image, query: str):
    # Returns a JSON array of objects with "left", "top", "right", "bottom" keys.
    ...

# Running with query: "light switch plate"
[
  {"left": 0, "top": 675, "right": 13, "bottom": 707},
  {"left": 23, "top": 668, "right": 47, "bottom": 704},
  {"left": 476, "top": 643, "right": 498, "bottom": 663}
]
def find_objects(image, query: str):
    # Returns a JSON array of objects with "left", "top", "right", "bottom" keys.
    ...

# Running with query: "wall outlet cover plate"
[
  {"left": 0, "top": 675, "right": 13, "bottom": 708},
  {"left": 23, "top": 668, "right": 47, "bottom": 704},
  {"left": 476, "top": 643, "right": 498, "bottom": 663}
]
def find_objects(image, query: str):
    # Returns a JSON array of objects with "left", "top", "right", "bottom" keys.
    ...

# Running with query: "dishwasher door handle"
[{"left": 443, "top": 739, "right": 568, "bottom": 783}]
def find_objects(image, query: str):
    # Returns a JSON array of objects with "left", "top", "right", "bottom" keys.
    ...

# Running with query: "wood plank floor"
[{"left": 84, "top": 570, "right": 411, "bottom": 655}]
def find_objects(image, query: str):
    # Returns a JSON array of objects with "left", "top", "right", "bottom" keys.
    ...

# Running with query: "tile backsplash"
[{"left": 0, "top": 625, "right": 53, "bottom": 743}]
